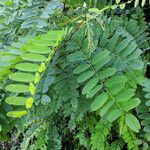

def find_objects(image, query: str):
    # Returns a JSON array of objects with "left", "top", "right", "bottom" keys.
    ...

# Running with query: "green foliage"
[
  {"left": 3, "top": 30, "right": 63, "bottom": 118},
  {"left": 137, "top": 79, "right": 150, "bottom": 142},
  {"left": 133, "top": 0, "right": 150, "bottom": 7},
  {"left": 118, "top": 115, "right": 140, "bottom": 150},
  {"left": 0, "top": 0, "right": 63, "bottom": 45},
  {"left": 90, "top": 122, "right": 111, "bottom": 150},
  {"left": 0, "top": 0, "right": 150, "bottom": 149}
]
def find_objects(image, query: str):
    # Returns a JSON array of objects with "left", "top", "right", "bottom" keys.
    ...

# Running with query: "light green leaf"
[
  {"left": 115, "top": 89, "right": 135, "bottom": 102},
  {"left": 116, "top": 0, "right": 120, "bottom": 4},
  {"left": 68, "top": 51, "right": 85, "bottom": 62},
  {"left": 119, "top": 3, "right": 125, "bottom": 9},
  {"left": 9, "top": 72, "right": 34, "bottom": 82},
  {"left": 29, "top": 38, "right": 54, "bottom": 46},
  {"left": 29, "top": 82, "right": 35, "bottom": 95},
  {"left": 88, "top": 8, "right": 100, "bottom": 13},
  {"left": 15, "top": 63, "right": 39, "bottom": 72},
  {"left": 26, "top": 98, "right": 34, "bottom": 108},
  {"left": 116, "top": 38, "right": 131, "bottom": 53},
  {"left": 145, "top": 100, "right": 150, "bottom": 106},
  {"left": 46, "top": 30, "right": 63, "bottom": 41},
  {"left": 134, "top": 0, "right": 139, "bottom": 7},
  {"left": 74, "top": 64, "right": 91, "bottom": 74},
  {"left": 6, "top": 84, "right": 29, "bottom": 93},
  {"left": 86, "top": 84, "right": 103, "bottom": 98},
  {"left": 142, "top": 0, "right": 146, "bottom": 6},
  {"left": 105, "top": 75, "right": 127, "bottom": 95},
  {"left": 7, "top": 111, "right": 27, "bottom": 118},
  {"left": 90, "top": 92, "right": 108, "bottom": 111},
  {"left": 78, "top": 71, "right": 94, "bottom": 83},
  {"left": 38, "top": 62, "right": 46, "bottom": 73},
  {"left": 108, "top": 109, "right": 122, "bottom": 122},
  {"left": 21, "top": 53, "right": 47, "bottom": 62},
  {"left": 34, "top": 72, "right": 40, "bottom": 84},
  {"left": 5, "top": 96, "right": 26, "bottom": 105},
  {"left": 91, "top": 50, "right": 110, "bottom": 65},
  {"left": 82, "top": 77, "right": 99, "bottom": 94},
  {"left": 144, "top": 126, "right": 150, "bottom": 133},
  {"left": 22, "top": 45, "right": 51, "bottom": 54},
  {"left": 100, "top": 101, "right": 114, "bottom": 116},
  {"left": 98, "top": 67, "right": 116, "bottom": 80},
  {"left": 121, "top": 98, "right": 141, "bottom": 111},
  {"left": 94, "top": 55, "right": 111, "bottom": 71},
  {"left": 125, "top": 114, "right": 141, "bottom": 132}
]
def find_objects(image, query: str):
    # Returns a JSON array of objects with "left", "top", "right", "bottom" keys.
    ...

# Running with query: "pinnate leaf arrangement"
[
  {"left": 0, "top": 0, "right": 150, "bottom": 149},
  {"left": 5, "top": 30, "right": 63, "bottom": 117}
]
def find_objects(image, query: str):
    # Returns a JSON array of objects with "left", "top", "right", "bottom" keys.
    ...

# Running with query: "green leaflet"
[
  {"left": 108, "top": 32, "right": 120, "bottom": 50},
  {"left": 82, "top": 77, "right": 99, "bottom": 94},
  {"left": 134, "top": 0, "right": 139, "bottom": 7},
  {"left": 91, "top": 49, "right": 110, "bottom": 65},
  {"left": 26, "top": 98, "right": 34, "bottom": 108},
  {"left": 86, "top": 84, "right": 103, "bottom": 98},
  {"left": 100, "top": 101, "right": 115, "bottom": 116},
  {"left": 125, "top": 114, "right": 141, "bottom": 132},
  {"left": 21, "top": 53, "right": 47, "bottom": 62},
  {"left": 78, "top": 70, "right": 94, "bottom": 83},
  {"left": 115, "top": 38, "right": 131, "bottom": 53},
  {"left": 46, "top": 30, "right": 63, "bottom": 40},
  {"left": 105, "top": 75, "right": 127, "bottom": 87},
  {"left": 142, "top": 79, "right": 150, "bottom": 90},
  {"left": 141, "top": 120, "right": 150, "bottom": 126},
  {"left": 144, "top": 126, "right": 150, "bottom": 132},
  {"left": 73, "top": 63, "right": 91, "bottom": 74},
  {"left": 29, "top": 38, "right": 54, "bottom": 46},
  {"left": 139, "top": 113, "right": 150, "bottom": 120},
  {"left": 5, "top": 96, "right": 26, "bottom": 105},
  {"left": 90, "top": 92, "right": 108, "bottom": 111},
  {"left": 68, "top": 51, "right": 85, "bottom": 62},
  {"left": 145, "top": 100, "right": 150, "bottom": 106},
  {"left": 119, "top": 3, "right": 125, "bottom": 9},
  {"left": 41, "top": 95, "right": 51, "bottom": 105},
  {"left": 98, "top": 67, "right": 116, "bottom": 80},
  {"left": 120, "top": 98, "right": 141, "bottom": 111},
  {"left": 15, "top": 63, "right": 39, "bottom": 72},
  {"left": 121, "top": 42, "right": 137, "bottom": 58},
  {"left": 145, "top": 93, "right": 150, "bottom": 99},
  {"left": 141, "top": 0, "right": 146, "bottom": 7},
  {"left": 126, "top": 49, "right": 142, "bottom": 61},
  {"left": 115, "top": 89, "right": 135, "bottom": 102},
  {"left": 105, "top": 75, "right": 127, "bottom": 95},
  {"left": 22, "top": 45, "right": 51, "bottom": 54},
  {"left": 5, "top": 84, "right": 29, "bottom": 93},
  {"left": 108, "top": 109, "right": 122, "bottom": 122},
  {"left": 29, "top": 82, "right": 35, "bottom": 95},
  {"left": 38, "top": 62, "right": 46, "bottom": 73},
  {"left": 9, "top": 72, "right": 34, "bottom": 82},
  {"left": 130, "top": 60, "right": 144, "bottom": 70},
  {"left": 106, "top": 82, "right": 126, "bottom": 95},
  {"left": 94, "top": 55, "right": 111, "bottom": 71},
  {"left": 34, "top": 72, "right": 41, "bottom": 84},
  {"left": 7, "top": 111, "right": 27, "bottom": 118}
]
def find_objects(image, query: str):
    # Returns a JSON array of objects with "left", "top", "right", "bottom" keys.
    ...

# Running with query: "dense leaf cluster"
[{"left": 0, "top": 0, "right": 150, "bottom": 149}]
